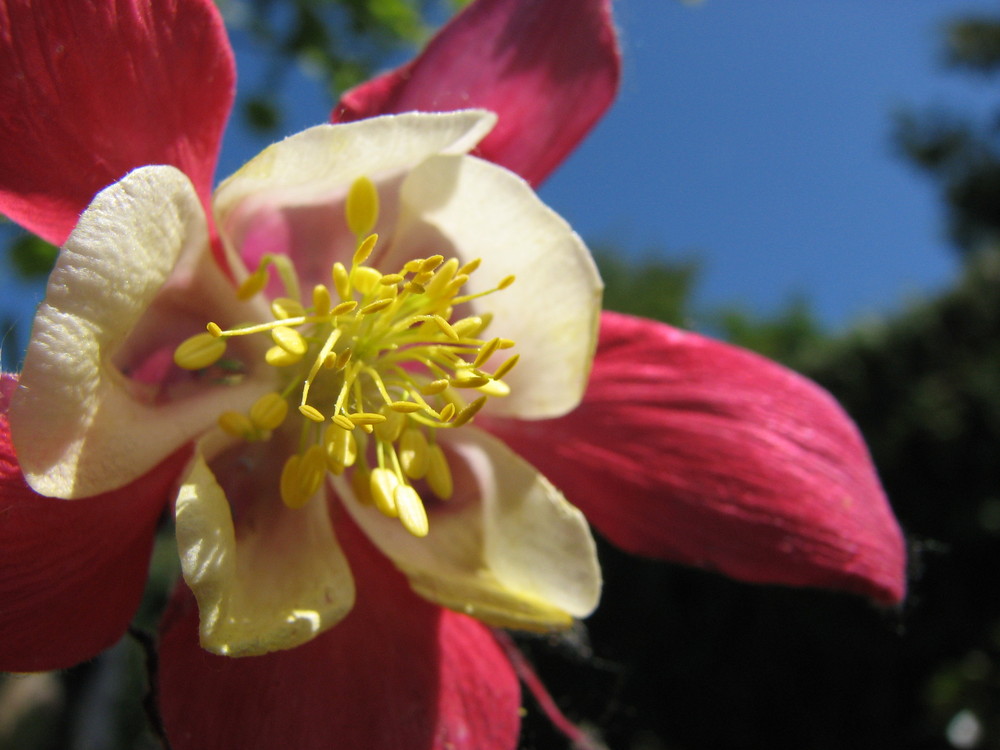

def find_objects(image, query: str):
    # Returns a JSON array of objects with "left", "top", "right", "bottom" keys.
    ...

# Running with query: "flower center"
[{"left": 172, "top": 177, "right": 518, "bottom": 538}]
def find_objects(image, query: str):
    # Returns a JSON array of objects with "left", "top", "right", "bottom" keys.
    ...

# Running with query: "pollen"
[{"left": 172, "top": 175, "right": 518, "bottom": 538}]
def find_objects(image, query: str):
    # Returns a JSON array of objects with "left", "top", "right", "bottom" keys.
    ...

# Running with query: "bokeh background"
[{"left": 3, "top": 1, "right": 1000, "bottom": 748}]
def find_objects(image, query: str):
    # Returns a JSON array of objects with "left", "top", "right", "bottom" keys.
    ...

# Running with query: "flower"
[{"left": 0, "top": 0, "right": 906, "bottom": 748}]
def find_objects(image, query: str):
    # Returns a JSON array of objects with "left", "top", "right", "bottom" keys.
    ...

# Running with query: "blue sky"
[{"left": 4, "top": 0, "right": 998, "bottom": 357}]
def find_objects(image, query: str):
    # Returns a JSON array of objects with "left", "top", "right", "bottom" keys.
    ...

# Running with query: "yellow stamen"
[
  {"left": 299, "top": 404, "right": 326, "bottom": 423},
  {"left": 369, "top": 468, "right": 400, "bottom": 518},
  {"left": 399, "top": 427, "right": 429, "bottom": 479},
  {"left": 346, "top": 177, "right": 379, "bottom": 238},
  {"left": 426, "top": 443, "right": 453, "bottom": 500},
  {"left": 218, "top": 411, "right": 254, "bottom": 438},
  {"left": 271, "top": 297, "right": 305, "bottom": 320},
  {"left": 394, "top": 485, "right": 429, "bottom": 537},
  {"left": 250, "top": 393, "right": 289, "bottom": 431},
  {"left": 174, "top": 333, "right": 226, "bottom": 370}
]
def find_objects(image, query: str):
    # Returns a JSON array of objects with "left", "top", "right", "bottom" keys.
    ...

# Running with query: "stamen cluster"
[{"left": 173, "top": 177, "right": 518, "bottom": 538}]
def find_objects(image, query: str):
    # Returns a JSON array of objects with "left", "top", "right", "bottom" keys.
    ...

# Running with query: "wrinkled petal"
[
  {"left": 0, "top": 373, "right": 189, "bottom": 671},
  {"left": 339, "top": 428, "right": 600, "bottom": 629},
  {"left": 386, "top": 154, "right": 601, "bottom": 418},
  {"left": 486, "top": 312, "right": 907, "bottom": 605},
  {"left": 160, "top": 512, "right": 520, "bottom": 750},
  {"left": 0, "top": 0, "right": 234, "bottom": 244},
  {"left": 333, "top": 0, "right": 620, "bottom": 186},
  {"left": 175, "top": 441, "right": 354, "bottom": 656},
  {"left": 10, "top": 166, "right": 271, "bottom": 499},
  {"left": 213, "top": 111, "right": 496, "bottom": 285}
]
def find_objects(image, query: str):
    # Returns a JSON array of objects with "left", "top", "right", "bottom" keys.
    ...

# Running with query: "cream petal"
[
  {"left": 175, "top": 444, "right": 355, "bottom": 657},
  {"left": 338, "top": 428, "right": 601, "bottom": 630},
  {"left": 389, "top": 154, "right": 602, "bottom": 419},
  {"left": 10, "top": 166, "right": 271, "bottom": 499},
  {"left": 212, "top": 111, "right": 498, "bottom": 284}
]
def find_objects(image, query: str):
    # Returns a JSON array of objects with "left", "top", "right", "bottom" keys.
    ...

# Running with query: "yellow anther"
[
  {"left": 477, "top": 379, "right": 511, "bottom": 397},
  {"left": 399, "top": 427, "right": 429, "bottom": 479},
  {"left": 353, "top": 233, "right": 379, "bottom": 267},
  {"left": 493, "top": 353, "right": 520, "bottom": 380},
  {"left": 423, "top": 258, "right": 458, "bottom": 298},
  {"left": 334, "top": 348, "right": 353, "bottom": 370},
  {"left": 395, "top": 485, "right": 429, "bottom": 538},
  {"left": 352, "top": 266, "right": 381, "bottom": 295},
  {"left": 498, "top": 275, "right": 515, "bottom": 289},
  {"left": 313, "top": 284, "right": 332, "bottom": 316},
  {"left": 331, "top": 300, "right": 358, "bottom": 316},
  {"left": 272, "top": 326, "right": 307, "bottom": 356},
  {"left": 332, "top": 262, "right": 351, "bottom": 300},
  {"left": 374, "top": 407, "right": 406, "bottom": 443},
  {"left": 206, "top": 322, "right": 223, "bottom": 338},
  {"left": 250, "top": 392, "right": 288, "bottom": 431},
  {"left": 174, "top": 333, "right": 227, "bottom": 370},
  {"left": 280, "top": 454, "right": 302, "bottom": 508},
  {"left": 265, "top": 345, "right": 302, "bottom": 367},
  {"left": 324, "top": 423, "right": 357, "bottom": 474},
  {"left": 332, "top": 413, "right": 356, "bottom": 431},
  {"left": 451, "top": 373, "right": 490, "bottom": 389},
  {"left": 403, "top": 259, "right": 423, "bottom": 274},
  {"left": 299, "top": 404, "right": 326, "bottom": 423},
  {"left": 347, "top": 176, "right": 379, "bottom": 238},
  {"left": 369, "top": 468, "right": 400, "bottom": 518},
  {"left": 496, "top": 338, "right": 515, "bottom": 349},
  {"left": 474, "top": 337, "right": 502, "bottom": 368},
  {"left": 236, "top": 269, "right": 268, "bottom": 300},
  {"left": 379, "top": 273, "right": 404, "bottom": 286},
  {"left": 352, "top": 467, "right": 373, "bottom": 506},
  {"left": 458, "top": 257, "right": 482, "bottom": 275},
  {"left": 347, "top": 412, "right": 387, "bottom": 426},
  {"left": 420, "top": 255, "right": 445, "bottom": 273},
  {"left": 433, "top": 315, "right": 459, "bottom": 341},
  {"left": 421, "top": 379, "right": 450, "bottom": 396},
  {"left": 426, "top": 443, "right": 453, "bottom": 500},
  {"left": 452, "top": 316, "right": 485, "bottom": 339},
  {"left": 451, "top": 396, "right": 487, "bottom": 427},
  {"left": 271, "top": 297, "right": 305, "bottom": 320},
  {"left": 404, "top": 281, "right": 426, "bottom": 295},
  {"left": 388, "top": 401, "right": 422, "bottom": 414},
  {"left": 218, "top": 410, "right": 254, "bottom": 438},
  {"left": 281, "top": 446, "right": 326, "bottom": 509},
  {"left": 359, "top": 298, "right": 393, "bottom": 315},
  {"left": 438, "top": 402, "right": 457, "bottom": 422}
]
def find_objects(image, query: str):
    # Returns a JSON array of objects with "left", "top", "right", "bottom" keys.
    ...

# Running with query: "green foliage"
[
  {"left": 595, "top": 247, "right": 699, "bottom": 327},
  {"left": 9, "top": 234, "right": 57, "bottom": 279}
]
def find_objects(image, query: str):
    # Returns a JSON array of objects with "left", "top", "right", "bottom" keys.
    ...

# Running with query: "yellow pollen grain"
[
  {"left": 272, "top": 326, "right": 307, "bottom": 356},
  {"left": 250, "top": 393, "right": 288, "bottom": 431},
  {"left": 174, "top": 333, "right": 226, "bottom": 370},
  {"left": 218, "top": 410, "right": 253, "bottom": 438},
  {"left": 394, "top": 485, "right": 429, "bottom": 538},
  {"left": 298, "top": 404, "right": 326, "bottom": 423},
  {"left": 346, "top": 177, "right": 379, "bottom": 238}
]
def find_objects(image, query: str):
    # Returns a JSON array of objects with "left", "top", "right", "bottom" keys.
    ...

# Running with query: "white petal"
[
  {"left": 213, "top": 111, "right": 497, "bottom": 283},
  {"left": 390, "top": 154, "right": 602, "bottom": 418},
  {"left": 338, "top": 428, "right": 601, "bottom": 629},
  {"left": 10, "top": 166, "right": 271, "bottom": 499},
  {"left": 175, "top": 443, "right": 355, "bottom": 656}
]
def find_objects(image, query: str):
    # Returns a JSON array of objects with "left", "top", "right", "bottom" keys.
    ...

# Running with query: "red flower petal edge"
[
  {"left": 158, "top": 506, "right": 521, "bottom": 750},
  {"left": 486, "top": 311, "right": 907, "bottom": 605},
  {"left": 333, "top": 0, "right": 620, "bottom": 187},
  {"left": 0, "top": 374, "right": 191, "bottom": 671},
  {"left": 0, "top": 0, "right": 234, "bottom": 246}
]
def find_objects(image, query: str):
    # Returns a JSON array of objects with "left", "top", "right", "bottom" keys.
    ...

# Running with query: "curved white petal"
[
  {"left": 389, "top": 154, "right": 602, "bottom": 419},
  {"left": 10, "top": 166, "right": 271, "bottom": 499},
  {"left": 213, "top": 111, "right": 497, "bottom": 285},
  {"left": 175, "top": 443, "right": 355, "bottom": 657},
  {"left": 339, "top": 428, "right": 601, "bottom": 629}
]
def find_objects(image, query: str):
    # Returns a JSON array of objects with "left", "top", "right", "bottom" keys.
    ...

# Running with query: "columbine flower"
[{"left": 0, "top": 0, "right": 905, "bottom": 747}]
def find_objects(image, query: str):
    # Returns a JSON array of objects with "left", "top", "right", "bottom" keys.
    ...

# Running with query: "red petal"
[
  {"left": 0, "top": 0, "right": 234, "bottom": 245},
  {"left": 333, "top": 0, "right": 620, "bottom": 186},
  {"left": 485, "top": 312, "right": 907, "bottom": 605},
  {"left": 0, "top": 374, "right": 190, "bottom": 671},
  {"left": 159, "top": 506, "right": 520, "bottom": 750}
]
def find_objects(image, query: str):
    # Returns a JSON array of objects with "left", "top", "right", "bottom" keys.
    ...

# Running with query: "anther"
[
  {"left": 451, "top": 396, "right": 487, "bottom": 427},
  {"left": 426, "top": 443, "right": 453, "bottom": 500},
  {"left": 206, "top": 322, "right": 223, "bottom": 337},
  {"left": 272, "top": 326, "right": 307, "bottom": 356},
  {"left": 399, "top": 427, "right": 429, "bottom": 478},
  {"left": 265, "top": 345, "right": 301, "bottom": 367},
  {"left": 473, "top": 337, "right": 501, "bottom": 368},
  {"left": 299, "top": 404, "right": 326, "bottom": 423},
  {"left": 313, "top": 285, "right": 332, "bottom": 316},
  {"left": 250, "top": 393, "right": 288, "bottom": 431},
  {"left": 271, "top": 297, "right": 305, "bottom": 320},
  {"left": 369, "top": 468, "right": 400, "bottom": 518},
  {"left": 346, "top": 177, "right": 379, "bottom": 238},
  {"left": 332, "top": 414, "right": 356, "bottom": 431},
  {"left": 359, "top": 298, "right": 393, "bottom": 315},
  {"left": 394, "top": 485, "right": 429, "bottom": 538},
  {"left": 174, "top": 333, "right": 227, "bottom": 370},
  {"left": 236, "top": 269, "right": 268, "bottom": 300},
  {"left": 218, "top": 411, "right": 254, "bottom": 438},
  {"left": 493, "top": 353, "right": 520, "bottom": 380}
]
